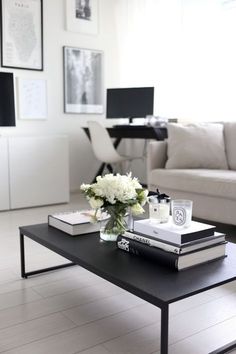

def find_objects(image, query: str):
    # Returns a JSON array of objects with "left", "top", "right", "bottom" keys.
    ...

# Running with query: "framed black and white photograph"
[
  {"left": 63, "top": 46, "right": 103, "bottom": 114},
  {"left": 0, "top": 0, "right": 43, "bottom": 71},
  {"left": 66, "top": 0, "right": 98, "bottom": 35}
]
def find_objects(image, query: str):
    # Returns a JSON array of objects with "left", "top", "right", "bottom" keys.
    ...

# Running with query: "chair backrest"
[{"left": 87, "top": 121, "right": 122, "bottom": 164}]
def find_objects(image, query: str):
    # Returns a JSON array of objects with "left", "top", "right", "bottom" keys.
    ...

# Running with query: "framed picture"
[
  {"left": 17, "top": 78, "right": 47, "bottom": 120},
  {"left": 0, "top": 0, "right": 43, "bottom": 70},
  {"left": 66, "top": 0, "right": 98, "bottom": 35},
  {"left": 63, "top": 46, "right": 103, "bottom": 114}
]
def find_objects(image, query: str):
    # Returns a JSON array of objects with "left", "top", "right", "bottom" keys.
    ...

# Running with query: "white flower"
[
  {"left": 80, "top": 173, "right": 148, "bottom": 211},
  {"left": 80, "top": 183, "right": 91, "bottom": 191},
  {"left": 130, "top": 203, "right": 145, "bottom": 215},
  {"left": 139, "top": 189, "right": 149, "bottom": 206},
  {"left": 89, "top": 197, "right": 104, "bottom": 209}
]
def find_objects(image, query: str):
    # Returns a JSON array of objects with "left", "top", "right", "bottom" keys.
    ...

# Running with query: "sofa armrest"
[{"left": 147, "top": 140, "right": 167, "bottom": 171}]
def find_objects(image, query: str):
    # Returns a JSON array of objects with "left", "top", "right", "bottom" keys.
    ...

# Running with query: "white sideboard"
[
  {"left": 0, "top": 138, "right": 10, "bottom": 210},
  {"left": 0, "top": 135, "right": 69, "bottom": 211}
]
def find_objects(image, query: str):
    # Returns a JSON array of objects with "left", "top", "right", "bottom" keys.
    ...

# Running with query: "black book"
[{"left": 116, "top": 235, "right": 227, "bottom": 271}]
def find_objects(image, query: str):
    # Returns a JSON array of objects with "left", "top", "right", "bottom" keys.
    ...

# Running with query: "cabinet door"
[
  {"left": 9, "top": 136, "right": 70, "bottom": 209},
  {"left": 0, "top": 138, "right": 10, "bottom": 210}
]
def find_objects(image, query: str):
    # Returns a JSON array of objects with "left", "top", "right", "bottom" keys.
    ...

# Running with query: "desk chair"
[{"left": 87, "top": 120, "right": 143, "bottom": 174}]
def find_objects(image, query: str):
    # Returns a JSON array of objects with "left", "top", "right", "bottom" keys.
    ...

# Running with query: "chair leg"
[{"left": 107, "top": 164, "right": 113, "bottom": 173}]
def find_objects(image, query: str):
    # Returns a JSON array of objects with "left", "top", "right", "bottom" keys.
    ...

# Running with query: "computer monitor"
[
  {"left": 0, "top": 72, "right": 16, "bottom": 126},
  {"left": 106, "top": 87, "right": 154, "bottom": 124}
]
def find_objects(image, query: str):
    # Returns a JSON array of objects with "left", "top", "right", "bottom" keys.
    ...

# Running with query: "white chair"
[{"left": 87, "top": 120, "right": 143, "bottom": 175}]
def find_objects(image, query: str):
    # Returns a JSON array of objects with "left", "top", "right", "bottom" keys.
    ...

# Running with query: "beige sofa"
[{"left": 147, "top": 122, "right": 236, "bottom": 225}]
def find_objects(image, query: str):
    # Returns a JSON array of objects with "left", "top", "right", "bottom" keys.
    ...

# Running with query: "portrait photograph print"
[
  {"left": 64, "top": 46, "right": 103, "bottom": 114},
  {"left": 66, "top": 0, "right": 98, "bottom": 35},
  {"left": 0, "top": 0, "right": 43, "bottom": 70}
]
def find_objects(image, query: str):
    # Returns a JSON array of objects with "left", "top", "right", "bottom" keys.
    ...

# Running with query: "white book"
[
  {"left": 133, "top": 219, "right": 216, "bottom": 245},
  {"left": 48, "top": 210, "right": 108, "bottom": 236}
]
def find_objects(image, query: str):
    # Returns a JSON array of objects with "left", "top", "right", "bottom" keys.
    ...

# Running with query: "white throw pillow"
[
  {"left": 224, "top": 122, "right": 236, "bottom": 170},
  {"left": 165, "top": 123, "right": 228, "bottom": 169}
]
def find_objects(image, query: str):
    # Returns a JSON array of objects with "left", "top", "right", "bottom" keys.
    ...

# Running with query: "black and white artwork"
[
  {"left": 64, "top": 46, "right": 103, "bottom": 114},
  {"left": 75, "top": 0, "right": 91, "bottom": 21},
  {"left": 66, "top": 0, "right": 98, "bottom": 35},
  {"left": 0, "top": 0, "right": 43, "bottom": 70}
]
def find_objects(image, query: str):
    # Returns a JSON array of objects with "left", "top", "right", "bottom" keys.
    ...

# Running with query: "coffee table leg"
[
  {"left": 20, "top": 231, "right": 76, "bottom": 278},
  {"left": 20, "top": 232, "right": 26, "bottom": 278},
  {"left": 160, "top": 304, "right": 169, "bottom": 354}
]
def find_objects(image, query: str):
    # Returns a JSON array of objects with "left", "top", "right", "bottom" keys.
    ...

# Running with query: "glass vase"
[{"left": 100, "top": 205, "right": 132, "bottom": 242}]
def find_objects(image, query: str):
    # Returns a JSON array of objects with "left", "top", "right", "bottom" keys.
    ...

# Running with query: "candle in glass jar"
[{"left": 149, "top": 197, "right": 170, "bottom": 223}]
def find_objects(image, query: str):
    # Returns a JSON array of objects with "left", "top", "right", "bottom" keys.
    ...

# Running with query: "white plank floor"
[{"left": 0, "top": 193, "right": 236, "bottom": 354}]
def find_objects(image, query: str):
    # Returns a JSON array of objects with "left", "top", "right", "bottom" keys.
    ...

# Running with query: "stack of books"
[{"left": 116, "top": 219, "right": 227, "bottom": 270}]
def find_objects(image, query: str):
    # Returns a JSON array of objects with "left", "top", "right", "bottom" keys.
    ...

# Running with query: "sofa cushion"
[
  {"left": 165, "top": 123, "right": 228, "bottom": 170},
  {"left": 224, "top": 122, "right": 236, "bottom": 170},
  {"left": 149, "top": 169, "right": 236, "bottom": 200}
]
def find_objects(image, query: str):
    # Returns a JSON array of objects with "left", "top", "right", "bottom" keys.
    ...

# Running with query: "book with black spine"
[
  {"left": 133, "top": 219, "right": 216, "bottom": 244},
  {"left": 116, "top": 235, "right": 227, "bottom": 270},
  {"left": 123, "top": 230, "right": 226, "bottom": 254}
]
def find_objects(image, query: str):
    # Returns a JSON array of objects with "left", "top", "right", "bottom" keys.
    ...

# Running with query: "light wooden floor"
[{"left": 0, "top": 193, "right": 236, "bottom": 354}]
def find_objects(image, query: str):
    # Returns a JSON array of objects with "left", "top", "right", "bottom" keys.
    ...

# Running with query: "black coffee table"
[{"left": 19, "top": 224, "right": 236, "bottom": 354}]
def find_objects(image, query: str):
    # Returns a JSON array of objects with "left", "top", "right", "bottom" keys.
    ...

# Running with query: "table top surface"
[
  {"left": 83, "top": 125, "right": 167, "bottom": 140},
  {"left": 20, "top": 223, "right": 236, "bottom": 307}
]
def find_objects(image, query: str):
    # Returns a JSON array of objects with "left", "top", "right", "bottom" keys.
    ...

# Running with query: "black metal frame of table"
[{"left": 19, "top": 224, "right": 236, "bottom": 354}]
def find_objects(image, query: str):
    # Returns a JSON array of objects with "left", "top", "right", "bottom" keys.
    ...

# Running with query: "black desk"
[
  {"left": 20, "top": 224, "right": 236, "bottom": 354},
  {"left": 83, "top": 125, "right": 167, "bottom": 145},
  {"left": 83, "top": 125, "right": 167, "bottom": 181}
]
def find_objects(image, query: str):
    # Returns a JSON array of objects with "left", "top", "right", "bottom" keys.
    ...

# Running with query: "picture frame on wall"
[
  {"left": 17, "top": 78, "right": 47, "bottom": 120},
  {"left": 63, "top": 46, "right": 103, "bottom": 114},
  {"left": 66, "top": 0, "right": 98, "bottom": 35},
  {"left": 0, "top": 0, "right": 43, "bottom": 71}
]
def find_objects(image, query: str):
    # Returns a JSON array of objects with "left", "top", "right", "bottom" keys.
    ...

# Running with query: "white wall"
[
  {"left": 115, "top": 0, "right": 236, "bottom": 123},
  {"left": 0, "top": 0, "right": 120, "bottom": 192}
]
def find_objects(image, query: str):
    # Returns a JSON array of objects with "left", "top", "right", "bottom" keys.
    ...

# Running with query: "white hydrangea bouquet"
[{"left": 80, "top": 173, "right": 148, "bottom": 240}]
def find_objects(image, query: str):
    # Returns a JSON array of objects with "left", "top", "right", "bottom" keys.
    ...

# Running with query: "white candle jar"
[
  {"left": 148, "top": 196, "right": 170, "bottom": 223},
  {"left": 171, "top": 199, "right": 193, "bottom": 228}
]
